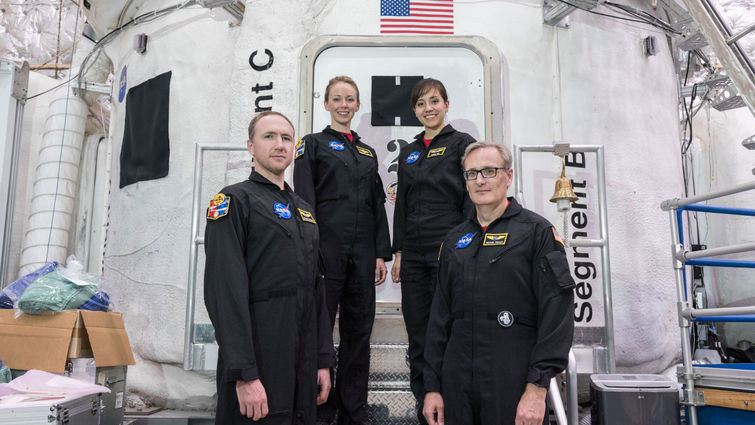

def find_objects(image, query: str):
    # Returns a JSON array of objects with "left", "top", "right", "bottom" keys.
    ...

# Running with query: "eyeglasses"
[{"left": 462, "top": 167, "right": 508, "bottom": 181}]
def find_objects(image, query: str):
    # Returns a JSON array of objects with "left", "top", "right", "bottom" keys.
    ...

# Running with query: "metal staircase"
[{"left": 364, "top": 343, "right": 415, "bottom": 424}]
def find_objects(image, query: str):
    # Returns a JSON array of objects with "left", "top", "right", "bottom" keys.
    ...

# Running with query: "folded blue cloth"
[{"left": 79, "top": 291, "right": 110, "bottom": 311}]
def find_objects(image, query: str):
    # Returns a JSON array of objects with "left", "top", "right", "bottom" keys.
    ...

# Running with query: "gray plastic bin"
[{"left": 590, "top": 374, "right": 680, "bottom": 425}]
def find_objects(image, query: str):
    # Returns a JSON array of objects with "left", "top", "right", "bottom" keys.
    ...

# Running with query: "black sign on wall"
[
  {"left": 120, "top": 71, "right": 172, "bottom": 188},
  {"left": 370, "top": 75, "right": 423, "bottom": 127}
]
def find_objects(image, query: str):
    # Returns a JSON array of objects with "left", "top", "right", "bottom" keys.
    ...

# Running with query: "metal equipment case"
[
  {"left": 590, "top": 374, "right": 680, "bottom": 425},
  {"left": 96, "top": 365, "right": 128, "bottom": 425},
  {"left": 0, "top": 392, "right": 101, "bottom": 425},
  {"left": 66, "top": 359, "right": 128, "bottom": 425}
]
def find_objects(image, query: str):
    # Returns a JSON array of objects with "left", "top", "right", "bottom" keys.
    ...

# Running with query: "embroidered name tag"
[
  {"left": 483, "top": 233, "right": 508, "bottom": 246},
  {"left": 207, "top": 193, "right": 230, "bottom": 220},
  {"left": 356, "top": 146, "right": 373, "bottom": 157},
  {"left": 427, "top": 147, "right": 446, "bottom": 158},
  {"left": 298, "top": 208, "right": 316, "bottom": 224}
]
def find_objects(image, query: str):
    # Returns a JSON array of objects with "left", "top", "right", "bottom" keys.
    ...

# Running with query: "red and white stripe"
[{"left": 380, "top": 0, "right": 454, "bottom": 35}]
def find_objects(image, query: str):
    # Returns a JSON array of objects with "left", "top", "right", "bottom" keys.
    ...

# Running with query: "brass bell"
[{"left": 550, "top": 157, "right": 578, "bottom": 211}]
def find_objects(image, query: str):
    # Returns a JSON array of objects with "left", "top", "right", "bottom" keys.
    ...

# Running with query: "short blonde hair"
[
  {"left": 461, "top": 142, "right": 512, "bottom": 170},
  {"left": 247, "top": 111, "right": 294, "bottom": 140}
]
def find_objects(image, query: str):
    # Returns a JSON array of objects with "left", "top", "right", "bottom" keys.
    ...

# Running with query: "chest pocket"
[{"left": 487, "top": 234, "right": 529, "bottom": 264}]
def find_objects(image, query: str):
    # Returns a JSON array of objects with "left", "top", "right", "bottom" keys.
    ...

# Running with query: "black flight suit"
[
  {"left": 391, "top": 124, "right": 475, "bottom": 423},
  {"left": 204, "top": 171, "right": 335, "bottom": 425},
  {"left": 293, "top": 126, "right": 392, "bottom": 425},
  {"left": 424, "top": 198, "right": 575, "bottom": 425}
]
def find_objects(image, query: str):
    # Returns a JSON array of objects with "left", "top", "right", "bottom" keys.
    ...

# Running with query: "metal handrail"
[
  {"left": 662, "top": 181, "right": 755, "bottom": 425},
  {"left": 693, "top": 314, "right": 755, "bottom": 323},
  {"left": 682, "top": 306, "right": 755, "bottom": 319},
  {"left": 566, "top": 350, "right": 578, "bottom": 425},
  {"left": 686, "top": 258, "right": 755, "bottom": 268},
  {"left": 568, "top": 238, "right": 605, "bottom": 248},
  {"left": 184, "top": 143, "right": 248, "bottom": 370},
  {"left": 514, "top": 144, "right": 615, "bottom": 375},
  {"left": 549, "top": 378, "right": 567, "bottom": 425},
  {"left": 680, "top": 203, "right": 755, "bottom": 216},
  {"left": 661, "top": 180, "right": 755, "bottom": 210},
  {"left": 727, "top": 22, "right": 755, "bottom": 45},
  {"left": 679, "top": 242, "right": 755, "bottom": 260},
  {"left": 547, "top": 348, "right": 579, "bottom": 425}
]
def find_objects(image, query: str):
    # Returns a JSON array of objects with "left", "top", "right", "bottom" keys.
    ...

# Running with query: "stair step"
[
  {"left": 369, "top": 343, "right": 410, "bottom": 374},
  {"left": 369, "top": 379, "right": 411, "bottom": 391},
  {"left": 369, "top": 344, "right": 410, "bottom": 390},
  {"left": 367, "top": 390, "right": 418, "bottom": 424}
]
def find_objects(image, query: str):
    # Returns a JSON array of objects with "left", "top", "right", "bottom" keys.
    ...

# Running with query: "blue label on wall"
[{"left": 118, "top": 65, "right": 128, "bottom": 103}]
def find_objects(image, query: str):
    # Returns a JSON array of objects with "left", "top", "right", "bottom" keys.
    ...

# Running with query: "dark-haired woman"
[
  {"left": 391, "top": 78, "right": 476, "bottom": 424},
  {"left": 294, "top": 76, "right": 392, "bottom": 425}
]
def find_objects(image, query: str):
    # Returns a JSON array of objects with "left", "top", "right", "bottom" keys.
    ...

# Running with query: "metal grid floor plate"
[
  {"left": 367, "top": 390, "right": 418, "bottom": 425},
  {"left": 367, "top": 344, "right": 411, "bottom": 390},
  {"left": 319, "top": 390, "right": 418, "bottom": 425}
]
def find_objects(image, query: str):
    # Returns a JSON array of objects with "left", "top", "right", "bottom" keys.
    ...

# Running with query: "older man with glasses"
[{"left": 422, "top": 142, "right": 575, "bottom": 425}]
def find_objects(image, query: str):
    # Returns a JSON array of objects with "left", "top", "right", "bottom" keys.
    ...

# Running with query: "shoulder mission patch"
[
  {"left": 294, "top": 139, "right": 305, "bottom": 159},
  {"left": 207, "top": 193, "right": 230, "bottom": 220},
  {"left": 552, "top": 227, "right": 565, "bottom": 247}
]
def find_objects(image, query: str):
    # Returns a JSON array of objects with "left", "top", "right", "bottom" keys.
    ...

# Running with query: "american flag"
[{"left": 380, "top": 0, "right": 454, "bottom": 35}]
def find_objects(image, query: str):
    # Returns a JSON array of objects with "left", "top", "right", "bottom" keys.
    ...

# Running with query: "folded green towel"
[
  {"left": 17, "top": 270, "right": 98, "bottom": 314},
  {"left": 0, "top": 366, "right": 11, "bottom": 384}
]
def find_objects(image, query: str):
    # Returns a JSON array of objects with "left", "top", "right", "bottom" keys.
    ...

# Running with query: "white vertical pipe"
[{"left": 17, "top": 90, "right": 88, "bottom": 276}]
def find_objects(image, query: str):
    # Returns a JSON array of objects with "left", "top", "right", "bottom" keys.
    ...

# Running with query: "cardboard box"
[{"left": 0, "top": 310, "right": 135, "bottom": 373}]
